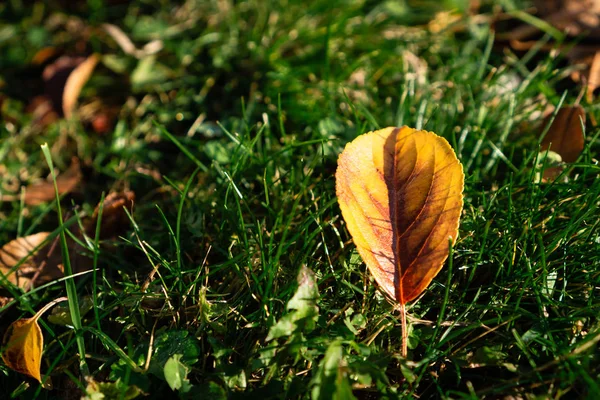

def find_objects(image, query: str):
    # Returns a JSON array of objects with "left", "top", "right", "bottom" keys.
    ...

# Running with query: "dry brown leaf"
[
  {"left": 0, "top": 296, "right": 12, "bottom": 308},
  {"left": 26, "top": 95, "right": 60, "bottom": 128},
  {"left": 62, "top": 54, "right": 99, "bottom": 118},
  {"left": 0, "top": 159, "right": 82, "bottom": 206},
  {"left": 31, "top": 47, "right": 59, "bottom": 66},
  {"left": 0, "top": 232, "right": 63, "bottom": 290},
  {"left": 587, "top": 51, "right": 600, "bottom": 101},
  {"left": 541, "top": 105, "right": 585, "bottom": 163},
  {"left": 25, "top": 159, "right": 82, "bottom": 206},
  {"left": 86, "top": 190, "right": 135, "bottom": 239},
  {"left": 43, "top": 55, "right": 86, "bottom": 115},
  {"left": 2, "top": 297, "right": 67, "bottom": 384},
  {"left": 42, "top": 54, "right": 99, "bottom": 118},
  {"left": 528, "top": 0, "right": 600, "bottom": 38},
  {"left": 497, "top": 1, "right": 600, "bottom": 99},
  {"left": 0, "top": 191, "right": 135, "bottom": 289},
  {"left": 336, "top": 126, "right": 464, "bottom": 356}
]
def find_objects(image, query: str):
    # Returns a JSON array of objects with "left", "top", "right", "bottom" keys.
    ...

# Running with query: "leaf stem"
[
  {"left": 400, "top": 302, "right": 407, "bottom": 358},
  {"left": 33, "top": 297, "right": 68, "bottom": 321}
]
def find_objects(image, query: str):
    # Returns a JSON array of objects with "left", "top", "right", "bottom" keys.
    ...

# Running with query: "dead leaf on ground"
[
  {"left": 537, "top": 105, "right": 585, "bottom": 182},
  {"left": 2, "top": 317, "right": 44, "bottom": 382},
  {"left": 25, "top": 96, "right": 60, "bottom": 127},
  {"left": 586, "top": 51, "right": 600, "bottom": 102},
  {"left": 86, "top": 190, "right": 135, "bottom": 239},
  {"left": 336, "top": 126, "right": 464, "bottom": 356},
  {"left": 496, "top": 0, "right": 600, "bottom": 100},
  {"left": 0, "top": 158, "right": 82, "bottom": 206},
  {"left": 533, "top": 0, "right": 600, "bottom": 37},
  {"left": 541, "top": 105, "right": 586, "bottom": 163},
  {"left": 62, "top": 54, "right": 99, "bottom": 118},
  {"left": 0, "top": 297, "right": 12, "bottom": 308},
  {"left": 0, "top": 232, "right": 63, "bottom": 291},
  {"left": 2, "top": 297, "right": 67, "bottom": 384},
  {"left": 31, "top": 47, "right": 59, "bottom": 66},
  {"left": 43, "top": 54, "right": 99, "bottom": 118},
  {"left": 0, "top": 190, "right": 136, "bottom": 291}
]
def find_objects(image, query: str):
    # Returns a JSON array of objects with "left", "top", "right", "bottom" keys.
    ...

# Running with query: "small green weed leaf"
[
  {"left": 343, "top": 313, "right": 367, "bottom": 336},
  {"left": 310, "top": 341, "right": 356, "bottom": 400},
  {"left": 471, "top": 346, "right": 507, "bottom": 365},
  {"left": 164, "top": 354, "right": 192, "bottom": 393},
  {"left": 287, "top": 265, "right": 319, "bottom": 312},
  {"left": 82, "top": 378, "right": 143, "bottom": 400},
  {"left": 47, "top": 296, "right": 94, "bottom": 326},
  {"left": 194, "top": 381, "right": 226, "bottom": 399},
  {"left": 400, "top": 362, "right": 417, "bottom": 384},
  {"left": 407, "top": 324, "right": 418, "bottom": 350},
  {"left": 131, "top": 56, "right": 171, "bottom": 91},
  {"left": 207, "top": 336, "right": 233, "bottom": 359},
  {"left": 149, "top": 329, "right": 200, "bottom": 379},
  {"left": 205, "top": 141, "right": 232, "bottom": 164},
  {"left": 343, "top": 317, "right": 359, "bottom": 336},
  {"left": 10, "top": 381, "right": 30, "bottom": 398},
  {"left": 265, "top": 315, "right": 295, "bottom": 341},
  {"left": 267, "top": 266, "right": 319, "bottom": 341},
  {"left": 109, "top": 349, "right": 149, "bottom": 392},
  {"left": 522, "top": 325, "right": 544, "bottom": 345},
  {"left": 346, "top": 350, "right": 390, "bottom": 389},
  {"left": 223, "top": 365, "right": 247, "bottom": 390}
]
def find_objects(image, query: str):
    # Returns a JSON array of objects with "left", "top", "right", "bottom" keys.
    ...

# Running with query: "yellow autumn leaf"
[
  {"left": 336, "top": 126, "right": 464, "bottom": 356},
  {"left": 2, "top": 317, "right": 43, "bottom": 382},
  {"left": 1, "top": 297, "right": 67, "bottom": 383}
]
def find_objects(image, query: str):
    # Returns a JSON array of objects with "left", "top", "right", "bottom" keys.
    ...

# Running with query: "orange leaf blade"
[{"left": 336, "top": 126, "right": 464, "bottom": 304}]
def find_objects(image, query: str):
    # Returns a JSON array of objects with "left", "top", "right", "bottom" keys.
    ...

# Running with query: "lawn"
[{"left": 1, "top": 0, "right": 599, "bottom": 398}]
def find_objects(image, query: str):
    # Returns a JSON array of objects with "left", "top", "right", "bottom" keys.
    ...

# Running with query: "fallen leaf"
[
  {"left": 496, "top": 1, "right": 600, "bottom": 99},
  {"left": 86, "top": 190, "right": 135, "bottom": 239},
  {"left": 1, "top": 191, "right": 136, "bottom": 289},
  {"left": 0, "top": 232, "right": 63, "bottom": 290},
  {"left": 43, "top": 56, "right": 86, "bottom": 115},
  {"left": 62, "top": 54, "right": 99, "bottom": 118},
  {"left": 587, "top": 51, "right": 600, "bottom": 101},
  {"left": 2, "top": 297, "right": 67, "bottom": 383},
  {"left": 26, "top": 95, "right": 60, "bottom": 128},
  {"left": 82, "top": 378, "right": 143, "bottom": 400},
  {"left": 27, "top": 159, "right": 82, "bottom": 206},
  {"left": 31, "top": 47, "right": 59, "bottom": 66},
  {"left": 0, "top": 297, "right": 12, "bottom": 308},
  {"left": 0, "top": 158, "right": 82, "bottom": 206},
  {"left": 2, "top": 318, "right": 43, "bottom": 382},
  {"left": 43, "top": 54, "right": 99, "bottom": 118},
  {"left": 336, "top": 126, "right": 464, "bottom": 356},
  {"left": 541, "top": 105, "right": 585, "bottom": 163}
]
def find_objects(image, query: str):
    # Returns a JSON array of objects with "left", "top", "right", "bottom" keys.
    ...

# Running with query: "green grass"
[{"left": 1, "top": 0, "right": 600, "bottom": 398}]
